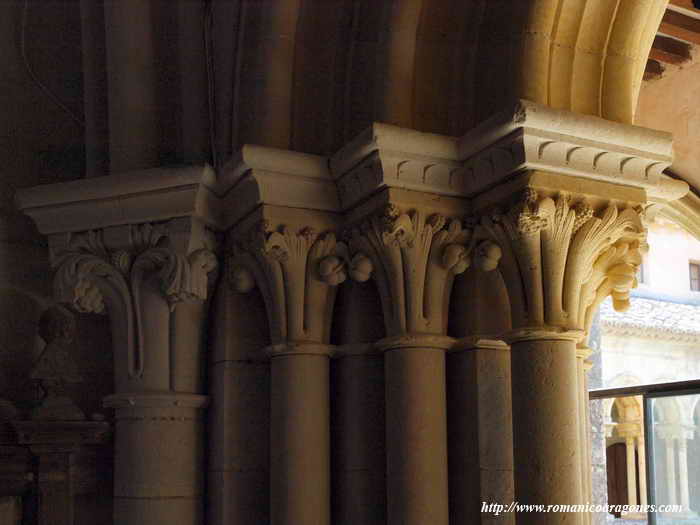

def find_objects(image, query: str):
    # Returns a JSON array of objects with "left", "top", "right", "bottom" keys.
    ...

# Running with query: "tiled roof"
[{"left": 599, "top": 296, "right": 700, "bottom": 342}]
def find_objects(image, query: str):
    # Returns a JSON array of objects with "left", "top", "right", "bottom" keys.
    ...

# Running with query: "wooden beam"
[
  {"left": 659, "top": 9, "right": 700, "bottom": 45},
  {"left": 649, "top": 34, "right": 692, "bottom": 64},
  {"left": 669, "top": 0, "right": 700, "bottom": 11},
  {"left": 644, "top": 59, "right": 664, "bottom": 81}
]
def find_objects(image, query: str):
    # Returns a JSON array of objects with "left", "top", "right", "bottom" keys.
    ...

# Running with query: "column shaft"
[
  {"left": 209, "top": 360, "right": 270, "bottom": 525},
  {"left": 270, "top": 353, "right": 330, "bottom": 525},
  {"left": 447, "top": 341, "right": 514, "bottom": 525},
  {"left": 625, "top": 436, "right": 637, "bottom": 506},
  {"left": 510, "top": 337, "right": 582, "bottom": 524},
  {"left": 333, "top": 354, "right": 386, "bottom": 525},
  {"left": 107, "top": 395, "right": 207, "bottom": 525},
  {"left": 678, "top": 440, "right": 690, "bottom": 511},
  {"left": 385, "top": 347, "right": 449, "bottom": 525},
  {"left": 637, "top": 436, "right": 647, "bottom": 506},
  {"left": 666, "top": 440, "right": 677, "bottom": 505},
  {"left": 576, "top": 352, "right": 592, "bottom": 525}
]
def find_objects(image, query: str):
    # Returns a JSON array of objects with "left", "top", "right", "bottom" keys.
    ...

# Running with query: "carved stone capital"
[
  {"left": 227, "top": 218, "right": 353, "bottom": 345},
  {"left": 348, "top": 201, "right": 500, "bottom": 336},
  {"left": 480, "top": 187, "right": 646, "bottom": 334},
  {"left": 50, "top": 220, "right": 218, "bottom": 389}
]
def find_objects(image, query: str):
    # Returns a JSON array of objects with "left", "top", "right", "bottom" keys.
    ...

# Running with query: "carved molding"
[
  {"left": 103, "top": 392, "right": 209, "bottom": 410},
  {"left": 51, "top": 221, "right": 218, "bottom": 382},
  {"left": 457, "top": 128, "right": 683, "bottom": 201},
  {"left": 480, "top": 189, "right": 645, "bottom": 333},
  {"left": 329, "top": 101, "right": 685, "bottom": 213}
]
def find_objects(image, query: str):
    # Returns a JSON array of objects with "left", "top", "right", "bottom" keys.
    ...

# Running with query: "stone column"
[
  {"left": 208, "top": 278, "right": 271, "bottom": 525},
  {"left": 637, "top": 434, "right": 647, "bottom": 506},
  {"left": 347, "top": 196, "right": 500, "bottom": 525},
  {"left": 16, "top": 168, "right": 221, "bottom": 525},
  {"left": 228, "top": 210, "right": 351, "bottom": 525},
  {"left": 452, "top": 100, "right": 687, "bottom": 522},
  {"left": 509, "top": 332, "right": 583, "bottom": 523},
  {"left": 447, "top": 338, "right": 514, "bottom": 525},
  {"left": 105, "top": 393, "right": 207, "bottom": 524},
  {"left": 329, "top": 105, "right": 685, "bottom": 522},
  {"left": 477, "top": 183, "right": 649, "bottom": 525},
  {"left": 270, "top": 345, "right": 331, "bottom": 525},
  {"left": 332, "top": 347, "right": 386, "bottom": 525},
  {"left": 666, "top": 438, "right": 677, "bottom": 505},
  {"left": 678, "top": 438, "right": 690, "bottom": 511},
  {"left": 378, "top": 335, "right": 452, "bottom": 525},
  {"left": 331, "top": 281, "right": 387, "bottom": 525},
  {"left": 625, "top": 436, "right": 638, "bottom": 507},
  {"left": 52, "top": 219, "right": 218, "bottom": 525},
  {"left": 576, "top": 347, "right": 593, "bottom": 525}
]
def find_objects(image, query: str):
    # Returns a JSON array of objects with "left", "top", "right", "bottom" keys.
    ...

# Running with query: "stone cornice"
[
  {"left": 16, "top": 101, "right": 688, "bottom": 241},
  {"left": 457, "top": 100, "right": 683, "bottom": 202},
  {"left": 219, "top": 144, "right": 339, "bottom": 229},
  {"left": 329, "top": 101, "right": 686, "bottom": 214},
  {"left": 15, "top": 165, "right": 221, "bottom": 234},
  {"left": 330, "top": 123, "right": 463, "bottom": 211},
  {"left": 16, "top": 149, "right": 339, "bottom": 237}
]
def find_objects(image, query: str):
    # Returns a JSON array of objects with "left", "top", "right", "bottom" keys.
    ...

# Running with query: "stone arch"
[
  {"left": 218, "top": 0, "right": 668, "bottom": 156},
  {"left": 612, "top": 396, "right": 642, "bottom": 425},
  {"left": 654, "top": 396, "right": 681, "bottom": 424}
]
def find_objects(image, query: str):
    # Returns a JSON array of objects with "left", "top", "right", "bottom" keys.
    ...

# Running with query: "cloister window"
[
  {"left": 589, "top": 215, "right": 700, "bottom": 524},
  {"left": 690, "top": 262, "right": 700, "bottom": 292}
]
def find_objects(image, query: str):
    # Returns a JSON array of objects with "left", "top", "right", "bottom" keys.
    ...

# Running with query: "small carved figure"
[{"left": 30, "top": 306, "right": 84, "bottom": 420}]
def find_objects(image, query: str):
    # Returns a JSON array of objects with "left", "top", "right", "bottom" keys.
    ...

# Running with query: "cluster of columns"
[
  {"left": 615, "top": 421, "right": 649, "bottom": 511},
  {"left": 16, "top": 100, "right": 687, "bottom": 525},
  {"left": 657, "top": 426, "right": 693, "bottom": 513}
]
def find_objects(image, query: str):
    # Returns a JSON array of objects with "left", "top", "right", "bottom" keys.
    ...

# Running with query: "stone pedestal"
[{"left": 12, "top": 420, "right": 111, "bottom": 525}]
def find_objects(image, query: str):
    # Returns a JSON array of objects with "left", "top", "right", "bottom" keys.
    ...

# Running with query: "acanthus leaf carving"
[
  {"left": 230, "top": 223, "right": 355, "bottom": 344},
  {"left": 51, "top": 222, "right": 219, "bottom": 380},
  {"left": 479, "top": 188, "right": 645, "bottom": 333},
  {"left": 350, "top": 205, "right": 499, "bottom": 336}
]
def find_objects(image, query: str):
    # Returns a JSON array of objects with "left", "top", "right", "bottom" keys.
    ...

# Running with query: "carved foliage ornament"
[
  {"left": 52, "top": 223, "right": 218, "bottom": 378},
  {"left": 348, "top": 204, "right": 501, "bottom": 336},
  {"left": 480, "top": 189, "right": 644, "bottom": 331},
  {"left": 227, "top": 222, "right": 373, "bottom": 344}
]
